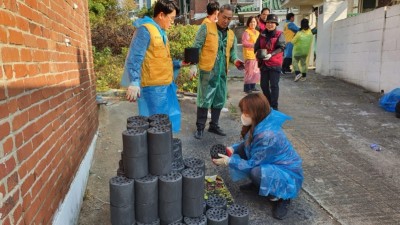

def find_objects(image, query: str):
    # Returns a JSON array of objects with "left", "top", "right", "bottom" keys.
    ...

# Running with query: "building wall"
[
  {"left": 0, "top": 0, "right": 98, "bottom": 224},
  {"left": 329, "top": 5, "right": 400, "bottom": 92}
]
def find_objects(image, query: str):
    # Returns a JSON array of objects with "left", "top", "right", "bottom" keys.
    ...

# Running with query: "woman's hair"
[
  {"left": 300, "top": 18, "right": 310, "bottom": 30},
  {"left": 154, "top": 0, "right": 179, "bottom": 17},
  {"left": 207, "top": 1, "right": 220, "bottom": 15},
  {"left": 261, "top": 7, "right": 270, "bottom": 14},
  {"left": 239, "top": 93, "right": 271, "bottom": 143},
  {"left": 246, "top": 16, "right": 257, "bottom": 27}
]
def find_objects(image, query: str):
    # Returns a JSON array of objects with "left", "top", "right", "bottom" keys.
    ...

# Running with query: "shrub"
[{"left": 168, "top": 24, "right": 199, "bottom": 93}]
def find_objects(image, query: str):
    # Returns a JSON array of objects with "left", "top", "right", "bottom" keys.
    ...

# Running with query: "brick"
[
  {"left": 39, "top": 100, "right": 50, "bottom": 114},
  {"left": 15, "top": 132, "right": 23, "bottom": 149},
  {"left": 22, "top": 123, "right": 37, "bottom": 143},
  {"left": 31, "top": 90, "right": 44, "bottom": 104},
  {"left": 4, "top": 0, "right": 18, "bottom": 12},
  {"left": 37, "top": 38, "right": 48, "bottom": 49},
  {"left": 0, "top": 26, "right": 7, "bottom": 43},
  {"left": 23, "top": 34, "right": 37, "bottom": 48},
  {"left": 32, "top": 50, "right": 45, "bottom": 62},
  {"left": 39, "top": 63, "right": 50, "bottom": 74},
  {"left": 17, "top": 94, "right": 31, "bottom": 111},
  {"left": 3, "top": 65, "right": 13, "bottom": 79},
  {"left": 20, "top": 48, "right": 32, "bottom": 62},
  {"left": 15, "top": 16, "right": 29, "bottom": 32},
  {"left": 0, "top": 103, "right": 8, "bottom": 120},
  {"left": 23, "top": 196, "right": 40, "bottom": 224},
  {"left": 7, "top": 172, "right": 18, "bottom": 193},
  {"left": 0, "top": 9, "right": 16, "bottom": 27},
  {"left": 14, "top": 64, "right": 28, "bottom": 78},
  {"left": 28, "top": 105, "right": 40, "bottom": 122},
  {"left": 1, "top": 216, "right": 11, "bottom": 225},
  {"left": 0, "top": 156, "right": 16, "bottom": 184},
  {"left": 7, "top": 79, "right": 25, "bottom": 97},
  {"left": 3, "top": 137, "right": 14, "bottom": 156},
  {"left": 8, "top": 29, "right": 23, "bottom": 45},
  {"left": 1, "top": 47, "right": 20, "bottom": 62},
  {"left": 29, "top": 22, "right": 42, "bottom": 36},
  {"left": 16, "top": 141, "right": 32, "bottom": 163},
  {"left": 12, "top": 110, "right": 29, "bottom": 131},
  {"left": 0, "top": 121, "right": 10, "bottom": 140},
  {"left": 0, "top": 84, "right": 6, "bottom": 101},
  {"left": 21, "top": 173, "right": 35, "bottom": 197},
  {"left": 27, "top": 64, "right": 39, "bottom": 77},
  {"left": 12, "top": 204, "right": 22, "bottom": 225}
]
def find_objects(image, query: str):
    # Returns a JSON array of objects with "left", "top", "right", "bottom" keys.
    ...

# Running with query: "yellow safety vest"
[
  {"left": 283, "top": 22, "right": 296, "bottom": 43},
  {"left": 199, "top": 22, "right": 234, "bottom": 72},
  {"left": 202, "top": 17, "right": 212, "bottom": 24},
  {"left": 140, "top": 23, "right": 173, "bottom": 87},
  {"left": 242, "top": 28, "right": 259, "bottom": 60}
]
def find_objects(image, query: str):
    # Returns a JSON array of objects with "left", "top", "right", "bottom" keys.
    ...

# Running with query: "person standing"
[
  {"left": 202, "top": 1, "right": 220, "bottom": 24},
  {"left": 257, "top": 7, "right": 270, "bottom": 33},
  {"left": 254, "top": 14, "right": 285, "bottom": 110},
  {"left": 121, "top": 0, "right": 187, "bottom": 133},
  {"left": 282, "top": 13, "right": 299, "bottom": 74},
  {"left": 292, "top": 19, "right": 313, "bottom": 82},
  {"left": 190, "top": 4, "right": 244, "bottom": 139},
  {"left": 242, "top": 16, "right": 260, "bottom": 94},
  {"left": 213, "top": 93, "right": 303, "bottom": 220}
]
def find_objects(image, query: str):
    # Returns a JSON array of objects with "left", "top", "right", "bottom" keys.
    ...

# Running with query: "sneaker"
[
  {"left": 300, "top": 77, "right": 307, "bottom": 82},
  {"left": 294, "top": 74, "right": 302, "bottom": 82},
  {"left": 272, "top": 199, "right": 291, "bottom": 220},
  {"left": 194, "top": 129, "right": 204, "bottom": 139},
  {"left": 251, "top": 87, "right": 261, "bottom": 92},
  {"left": 208, "top": 126, "right": 226, "bottom": 136},
  {"left": 239, "top": 182, "right": 259, "bottom": 193}
]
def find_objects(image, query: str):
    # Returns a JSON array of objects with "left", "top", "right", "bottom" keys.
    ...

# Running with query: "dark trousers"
[
  {"left": 196, "top": 107, "right": 221, "bottom": 130},
  {"left": 282, "top": 58, "right": 292, "bottom": 72},
  {"left": 260, "top": 68, "right": 280, "bottom": 109}
]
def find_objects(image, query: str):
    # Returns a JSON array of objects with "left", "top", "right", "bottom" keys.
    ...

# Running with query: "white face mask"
[{"left": 241, "top": 114, "right": 252, "bottom": 126}]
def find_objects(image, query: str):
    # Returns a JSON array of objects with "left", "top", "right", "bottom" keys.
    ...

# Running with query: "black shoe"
[
  {"left": 194, "top": 129, "right": 204, "bottom": 139},
  {"left": 239, "top": 182, "right": 259, "bottom": 193},
  {"left": 208, "top": 126, "right": 226, "bottom": 136},
  {"left": 272, "top": 199, "right": 291, "bottom": 220}
]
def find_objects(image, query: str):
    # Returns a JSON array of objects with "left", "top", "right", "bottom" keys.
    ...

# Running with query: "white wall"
[
  {"left": 328, "top": 5, "right": 400, "bottom": 93},
  {"left": 380, "top": 4, "right": 400, "bottom": 93}
]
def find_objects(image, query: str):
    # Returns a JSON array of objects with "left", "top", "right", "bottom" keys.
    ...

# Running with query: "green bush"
[
  {"left": 168, "top": 24, "right": 199, "bottom": 93},
  {"left": 94, "top": 47, "right": 127, "bottom": 92}
]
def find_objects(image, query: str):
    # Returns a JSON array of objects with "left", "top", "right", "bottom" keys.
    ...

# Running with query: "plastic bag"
[{"left": 379, "top": 88, "right": 400, "bottom": 112}]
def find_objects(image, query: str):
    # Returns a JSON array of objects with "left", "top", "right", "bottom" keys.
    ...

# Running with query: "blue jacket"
[{"left": 229, "top": 110, "right": 303, "bottom": 199}]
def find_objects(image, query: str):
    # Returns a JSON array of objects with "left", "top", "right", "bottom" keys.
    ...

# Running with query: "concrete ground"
[{"left": 78, "top": 57, "right": 400, "bottom": 224}]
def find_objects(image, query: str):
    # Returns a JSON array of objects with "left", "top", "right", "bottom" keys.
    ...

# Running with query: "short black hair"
[
  {"left": 207, "top": 1, "right": 220, "bottom": 15},
  {"left": 300, "top": 18, "right": 310, "bottom": 30},
  {"left": 246, "top": 16, "right": 257, "bottom": 27},
  {"left": 261, "top": 7, "right": 270, "bottom": 14},
  {"left": 154, "top": 0, "right": 179, "bottom": 17},
  {"left": 219, "top": 4, "right": 234, "bottom": 14},
  {"left": 286, "top": 13, "right": 295, "bottom": 20}
]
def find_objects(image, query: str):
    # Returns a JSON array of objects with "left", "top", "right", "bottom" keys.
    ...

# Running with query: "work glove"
[
  {"left": 226, "top": 147, "right": 233, "bottom": 157},
  {"left": 234, "top": 59, "right": 245, "bottom": 70},
  {"left": 126, "top": 85, "right": 140, "bottom": 102},
  {"left": 189, "top": 65, "right": 198, "bottom": 79},
  {"left": 212, "top": 153, "right": 230, "bottom": 166},
  {"left": 263, "top": 54, "right": 272, "bottom": 61}
]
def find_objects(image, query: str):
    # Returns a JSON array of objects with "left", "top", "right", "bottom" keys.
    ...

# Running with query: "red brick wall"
[{"left": 0, "top": 0, "right": 98, "bottom": 224}]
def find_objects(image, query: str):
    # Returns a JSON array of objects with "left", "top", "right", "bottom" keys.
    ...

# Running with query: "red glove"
[
  {"left": 226, "top": 147, "right": 233, "bottom": 157},
  {"left": 234, "top": 60, "right": 245, "bottom": 70}
]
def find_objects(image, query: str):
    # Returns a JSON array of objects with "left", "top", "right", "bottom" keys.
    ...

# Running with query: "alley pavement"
[{"left": 79, "top": 54, "right": 400, "bottom": 225}]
